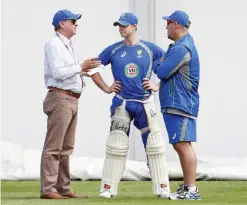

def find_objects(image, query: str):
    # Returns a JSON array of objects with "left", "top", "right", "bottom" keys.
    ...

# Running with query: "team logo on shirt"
[
  {"left": 137, "top": 50, "right": 143, "bottom": 58},
  {"left": 125, "top": 63, "right": 139, "bottom": 78}
]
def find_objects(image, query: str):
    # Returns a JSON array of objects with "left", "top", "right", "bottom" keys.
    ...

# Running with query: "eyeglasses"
[
  {"left": 71, "top": 19, "right": 76, "bottom": 25},
  {"left": 167, "top": 20, "right": 191, "bottom": 28},
  {"left": 66, "top": 19, "right": 76, "bottom": 25},
  {"left": 167, "top": 20, "right": 177, "bottom": 26}
]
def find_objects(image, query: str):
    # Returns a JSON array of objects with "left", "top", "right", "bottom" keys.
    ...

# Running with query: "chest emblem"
[
  {"left": 137, "top": 50, "right": 143, "bottom": 58},
  {"left": 125, "top": 63, "right": 139, "bottom": 78}
]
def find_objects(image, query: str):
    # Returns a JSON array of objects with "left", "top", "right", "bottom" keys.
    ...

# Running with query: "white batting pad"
[
  {"left": 111, "top": 100, "right": 130, "bottom": 123},
  {"left": 100, "top": 130, "right": 129, "bottom": 196},
  {"left": 143, "top": 100, "right": 160, "bottom": 131},
  {"left": 146, "top": 131, "right": 170, "bottom": 195}
]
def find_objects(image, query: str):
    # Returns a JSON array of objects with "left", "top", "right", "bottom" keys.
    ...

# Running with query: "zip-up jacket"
[{"left": 154, "top": 33, "right": 200, "bottom": 117}]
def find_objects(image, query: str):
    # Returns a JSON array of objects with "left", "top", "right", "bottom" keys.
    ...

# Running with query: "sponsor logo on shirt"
[
  {"left": 124, "top": 63, "right": 139, "bottom": 78},
  {"left": 121, "top": 52, "right": 126, "bottom": 57}
]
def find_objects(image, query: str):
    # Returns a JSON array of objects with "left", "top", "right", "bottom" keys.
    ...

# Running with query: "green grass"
[{"left": 1, "top": 181, "right": 247, "bottom": 205}]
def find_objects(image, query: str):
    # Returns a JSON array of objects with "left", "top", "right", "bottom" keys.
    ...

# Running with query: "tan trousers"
[{"left": 40, "top": 90, "right": 78, "bottom": 195}]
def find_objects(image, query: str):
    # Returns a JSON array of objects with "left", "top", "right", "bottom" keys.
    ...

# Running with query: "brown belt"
[{"left": 48, "top": 87, "right": 81, "bottom": 99}]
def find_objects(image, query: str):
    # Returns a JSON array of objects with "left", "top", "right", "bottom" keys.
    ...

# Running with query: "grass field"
[{"left": 1, "top": 181, "right": 247, "bottom": 205}]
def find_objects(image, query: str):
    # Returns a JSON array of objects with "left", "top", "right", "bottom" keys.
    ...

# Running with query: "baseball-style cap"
[
  {"left": 113, "top": 12, "right": 138, "bottom": 26},
  {"left": 162, "top": 10, "right": 190, "bottom": 28},
  {"left": 52, "top": 9, "right": 81, "bottom": 28}
]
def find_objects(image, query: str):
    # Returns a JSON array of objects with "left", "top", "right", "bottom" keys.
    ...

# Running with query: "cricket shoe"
[
  {"left": 169, "top": 184, "right": 201, "bottom": 200},
  {"left": 158, "top": 189, "right": 171, "bottom": 199},
  {"left": 99, "top": 190, "right": 113, "bottom": 198}
]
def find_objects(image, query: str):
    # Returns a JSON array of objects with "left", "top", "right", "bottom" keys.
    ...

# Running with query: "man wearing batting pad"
[
  {"left": 153, "top": 11, "right": 201, "bottom": 200},
  {"left": 90, "top": 13, "right": 170, "bottom": 199}
]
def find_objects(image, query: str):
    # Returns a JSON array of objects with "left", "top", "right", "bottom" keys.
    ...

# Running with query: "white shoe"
[
  {"left": 99, "top": 190, "right": 113, "bottom": 198},
  {"left": 159, "top": 189, "right": 171, "bottom": 199}
]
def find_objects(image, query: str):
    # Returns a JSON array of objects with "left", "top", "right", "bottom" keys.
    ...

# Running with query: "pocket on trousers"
[{"left": 43, "top": 91, "right": 56, "bottom": 115}]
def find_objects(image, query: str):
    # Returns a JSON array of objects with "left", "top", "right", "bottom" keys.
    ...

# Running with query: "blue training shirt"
[{"left": 98, "top": 40, "right": 165, "bottom": 100}]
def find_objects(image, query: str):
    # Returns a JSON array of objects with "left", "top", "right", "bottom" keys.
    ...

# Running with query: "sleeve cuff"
[{"left": 72, "top": 64, "right": 81, "bottom": 74}]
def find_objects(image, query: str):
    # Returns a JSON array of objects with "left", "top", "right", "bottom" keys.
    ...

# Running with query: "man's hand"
[
  {"left": 81, "top": 57, "right": 101, "bottom": 72},
  {"left": 105, "top": 81, "right": 122, "bottom": 94},
  {"left": 142, "top": 78, "right": 160, "bottom": 92}
]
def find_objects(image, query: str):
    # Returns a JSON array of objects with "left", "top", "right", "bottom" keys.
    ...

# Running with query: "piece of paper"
[{"left": 87, "top": 65, "right": 105, "bottom": 76}]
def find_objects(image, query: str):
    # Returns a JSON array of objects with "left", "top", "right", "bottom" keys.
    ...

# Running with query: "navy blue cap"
[
  {"left": 113, "top": 12, "right": 138, "bottom": 26},
  {"left": 52, "top": 9, "right": 81, "bottom": 28},
  {"left": 162, "top": 10, "right": 190, "bottom": 28}
]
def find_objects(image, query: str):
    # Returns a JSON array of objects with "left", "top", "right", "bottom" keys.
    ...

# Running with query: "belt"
[{"left": 48, "top": 87, "right": 81, "bottom": 99}]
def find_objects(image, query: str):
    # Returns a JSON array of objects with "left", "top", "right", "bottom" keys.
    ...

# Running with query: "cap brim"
[
  {"left": 68, "top": 13, "right": 82, "bottom": 20},
  {"left": 162, "top": 16, "right": 171, "bottom": 20},
  {"left": 113, "top": 20, "right": 130, "bottom": 26}
]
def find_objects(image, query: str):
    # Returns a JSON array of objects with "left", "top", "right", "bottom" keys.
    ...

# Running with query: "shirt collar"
[
  {"left": 56, "top": 32, "right": 71, "bottom": 46},
  {"left": 175, "top": 33, "right": 190, "bottom": 44}
]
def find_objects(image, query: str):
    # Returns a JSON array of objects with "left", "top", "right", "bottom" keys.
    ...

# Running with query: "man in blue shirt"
[
  {"left": 153, "top": 10, "right": 201, "bottom": 200},
  {"left": 91, "top": 12, "right": 170, "bottom": 199}
]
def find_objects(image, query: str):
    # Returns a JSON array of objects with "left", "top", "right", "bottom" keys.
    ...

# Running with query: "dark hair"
[{"left": 54, "top": 25, "right": 61, "bottom": 31}]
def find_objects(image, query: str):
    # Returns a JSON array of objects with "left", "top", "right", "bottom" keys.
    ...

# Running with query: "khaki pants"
[{"left": 40, "top": 90, "right": 78, "bottom": 195}]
